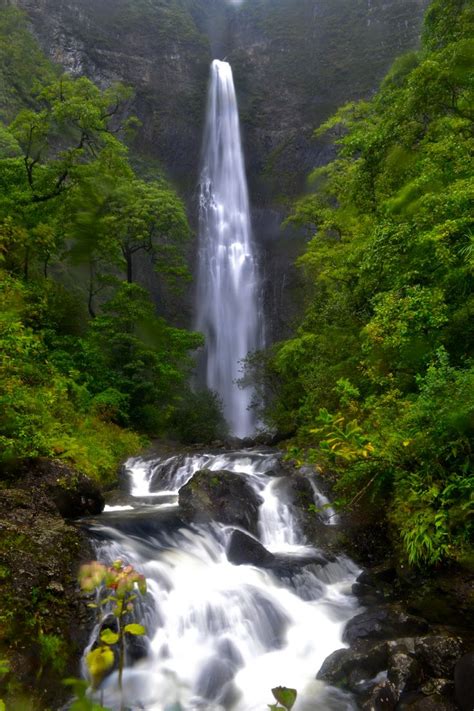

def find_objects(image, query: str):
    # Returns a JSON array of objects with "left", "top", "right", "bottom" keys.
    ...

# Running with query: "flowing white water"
[
  {"left": 84, "top": 450, "right": 359, "bottom": 711},
  {"left": 196, "top": 60, "right": 263, "bottom": 438}
]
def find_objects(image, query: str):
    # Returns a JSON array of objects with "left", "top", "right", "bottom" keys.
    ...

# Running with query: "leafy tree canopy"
[
  {"left": 260, "top": 0, "right": 474, "bottom": 568},
  {"left": 0, "top": 6, "right": 219, "bottom": 481}
]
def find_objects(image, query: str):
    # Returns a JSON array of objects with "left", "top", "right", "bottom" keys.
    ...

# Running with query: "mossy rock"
[
  {"left": 0, "top": 459, "right": 101, "bottom": 709},
  {"left": 178, "top": 468, "right": 262, "bottom": 535}
]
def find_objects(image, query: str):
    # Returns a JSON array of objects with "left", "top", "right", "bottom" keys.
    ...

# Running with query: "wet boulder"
[
  {"left": 360, "top": 680, "right": 398, "bottom": 710},
  {"left": 343, "top": 605, "right": 428, "bottom": 645},
  {"left": 317, "top": 639, "right": 389, "bottom": 686},
  {"left": 227, "top": 529, "right": 275, "bottom": 567},
  {"left": 352, "top": 581, "right": 384, "bottom": 606},
  {"left": 179, "top": 469, "right": 262, "bottom": 534},
  {"left": 387, "top": 647, "right": 422, "bottom": 696},
  {"left": 196, "top": 657, "right": 235, "bottom": 701},
  {"left": 226, "top": 529, "right": 333, "bottom": 575},
  {"left": 287, "top": 474, "right": 315, "bottom": 509},
  {"left": 50, "top": 473, "right": 105, "bottom": 518}
]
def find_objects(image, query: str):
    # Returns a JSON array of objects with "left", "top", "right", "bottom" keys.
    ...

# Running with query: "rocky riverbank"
[
  {"left": 1, "top": 444, "right": 473, "bottom": 710},
  {"left": 173, "top": 445, "right": 474, "bottom": 710},
  {"left": 0, "top": 458, "right": 104, "bottom": 709},
  {"left": 312, "top": 475, "right": 474, "bottom": 710}
]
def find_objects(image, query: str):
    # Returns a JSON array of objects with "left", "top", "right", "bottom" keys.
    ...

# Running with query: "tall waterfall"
[{"left": 196, "top": 60, "right": 262, "bottom": 438}]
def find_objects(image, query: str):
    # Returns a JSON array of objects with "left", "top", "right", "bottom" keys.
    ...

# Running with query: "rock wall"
[
  {"left": 229, "top": 0, "right": 429, "bottom": 202},
  {"left": 13, "top": 0, "right": 211, "bottom": 193}
]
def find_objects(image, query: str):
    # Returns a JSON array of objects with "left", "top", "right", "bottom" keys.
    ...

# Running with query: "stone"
[
  {"left": 388, "top": 648, "right": 422, "bottom": 696},
  {"left": 317, "top": 640, "right": 389, "bottom": 685},
  {"left": 226, "top": 529, "right": 332, "bottom": 575},
  {"left": 286, "top": 474, "right": 315, "bottom": 510},
  {"left": 414, "top": 634, "right": 463, "bottom": 679},
  {"left": 420, "top": 678, "right": 453, "bottom": 696},
  {"left": 352, "top": 581, "right": 384, "bottom": 605},
  {"left": 360, "top": 680, "right": 398, "bottom": 710},
  {"left": 343, "top": 605, "right": 428, "bottom": 645},
  {"left": 178, "top": 469, "right": 262, "bottom": 535},
  {"left": 196, "top": 658, "right": 235, "bottom": 701},
  {"left": 396, "top": 694, "right": 457, "bottom": 710},
  {"left": 227, "top": 530, "right": 275, "bottom": 567},
  {"left": 50, "top": 472, "right": 105, "bottom": 518},
  {"left": 455, "top": 653, "right": 474, "bottom": 711}
]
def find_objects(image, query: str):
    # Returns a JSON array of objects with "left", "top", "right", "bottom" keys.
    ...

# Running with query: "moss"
[{"left": 0, "top": 462, "right": 97, "bottom": 709}]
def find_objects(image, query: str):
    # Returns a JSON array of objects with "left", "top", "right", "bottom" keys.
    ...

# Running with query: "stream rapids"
[{"left": 84, "top": 448, "right": 361, "bottom": 710}]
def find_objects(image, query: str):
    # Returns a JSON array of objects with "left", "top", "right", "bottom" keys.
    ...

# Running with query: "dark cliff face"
[
  {"left": 13, "top": 0, "right": 429, "bottom": 338},
  {"left": 229, "top": 0, "right": 429, "bottom": 203},
  {"left": 14, "top": 0, "right": 212, "bottom": 193},
  {"left": 14, "top": 0, "right": 428, "bottom": 200}
]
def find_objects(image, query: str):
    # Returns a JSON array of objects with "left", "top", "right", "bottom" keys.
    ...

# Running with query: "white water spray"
[
  {"left": 196, "top": 60, "right": 263, "bottom": 438},
  {"left": 84, "top": 451, "right": 360, "bottom": 711}
]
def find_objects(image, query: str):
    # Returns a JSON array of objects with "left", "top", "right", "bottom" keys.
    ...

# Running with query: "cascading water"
[
  {"left": 196, "top": 60, "right": 263, "bottom": 438},
  {"left": 83, "top": 450, "right": 360, "bottom": 711},
  {"left": 80, "top": 58, "right": 361, "bottom": 711}
]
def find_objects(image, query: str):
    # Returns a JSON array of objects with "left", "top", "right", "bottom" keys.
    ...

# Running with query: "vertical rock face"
[
  {"left": 14, "top": 0, "right": 429, "bottom": 198},
  {"left": 15, "top": 0, "right": 212, "bottom": 193},
  {"left": 13, "top": 0, "right": 429, "bottom": 337},
  {"left": 227, "top": 0, "right": 430, "bottom": 201}
]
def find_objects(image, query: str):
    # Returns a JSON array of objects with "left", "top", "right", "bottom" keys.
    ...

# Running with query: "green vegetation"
[
  {"left": 260, "top": 0, "right": 474, "bottom": 568},
  {"left": 0, "top": 6, "right": 212, "bottom": 484},
  {"left": 79, "top": 560, "right": 147, "bottom": 701},
  {"left": 268, "top": 686, "right": 298, "bottom": 711},
  {"left": 170, "top": 388, "right": 229, "bottom": 444}
]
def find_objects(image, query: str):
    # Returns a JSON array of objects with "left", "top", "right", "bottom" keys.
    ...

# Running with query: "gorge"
[
  {"left": 12, "top": 0, "right": 430, "bottom": 338},
  {"left": 0, "top": 0, "right": 472, "bottom": 709}
]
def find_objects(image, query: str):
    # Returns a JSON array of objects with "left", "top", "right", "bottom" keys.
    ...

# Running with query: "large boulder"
[
  {"left": 317, "top": 640, "right": 389, "bottom": 686},
  {"left": 227, "top": 529, "right": 275, "bottom": 567},
  {"left": 414, "top": 634, "right": 464, "bottom": 679},
  {"left": 287, "top": 474, "right": 315, "bottom": 510},
  {"left": 226, "top": 529, "right": 332, "bottom": 573},
  {"left": 343, "top": 605, "right": 428, "bottom": 645},
  {"left": 178, "top": 469, "right": 262, "bottom": 534},
  {"left": 49, "top": 472, "right": 104, "bottom": 518}
]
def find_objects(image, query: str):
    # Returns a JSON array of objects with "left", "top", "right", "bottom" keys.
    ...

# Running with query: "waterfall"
[{"left": 196, "top": 60, "right": 262, "bottom": 438}]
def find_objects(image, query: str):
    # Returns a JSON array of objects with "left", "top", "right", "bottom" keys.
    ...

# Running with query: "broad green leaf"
[
  {"left": 100, "top": 629, "right": 119, "bottom": 645},
  {"left": 124, "top": 623, "right": 146, "bottom": 636},
  {"left": 272, "top": 687, "right": 297, "bottom": 710},
  {"left": 85, "top": 646, "right": 114, "bottom": 689}
]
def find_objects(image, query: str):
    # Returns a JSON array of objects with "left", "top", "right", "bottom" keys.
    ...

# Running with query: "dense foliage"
[
  {"left": 261, "top": 0, "right": 474, "bottom": 567},
  {"left": 0, "top": 7, "right": 209, "bottom": 482}
]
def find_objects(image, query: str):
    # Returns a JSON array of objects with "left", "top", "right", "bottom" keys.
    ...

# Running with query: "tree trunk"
[{"left": 126, "top": 253, "right": 133, "bottom": 284}]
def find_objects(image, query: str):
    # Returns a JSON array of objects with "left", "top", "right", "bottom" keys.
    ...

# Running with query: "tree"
[
  {"left": 262, "top": 0, "right": 474, "bottom": 567},
  {"left": 98, "top": 177, "right": 190, "bottom": 285},
  {"left": 9, "top": 75, "right": 132, "bottom": 205}
]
